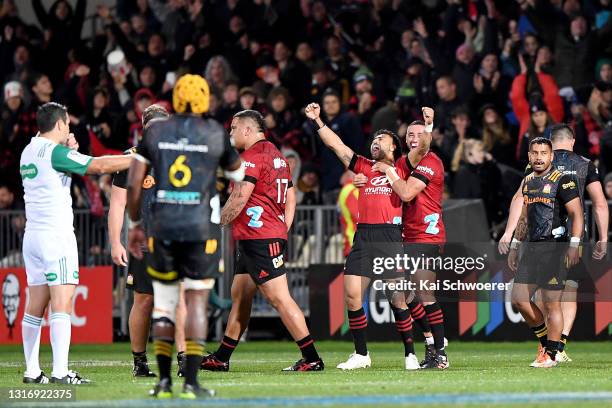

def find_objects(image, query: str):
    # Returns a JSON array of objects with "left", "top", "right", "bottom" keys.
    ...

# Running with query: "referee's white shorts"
[{"left": 23, "top": 230, "right": 80, "bottom": 286}]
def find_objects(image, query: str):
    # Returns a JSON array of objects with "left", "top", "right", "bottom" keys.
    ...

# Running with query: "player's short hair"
[
  {"left": 550, "top": 124, "right": 574, "bottom": 142},
  {"left": 407, "top": 120, "right": 425, "bottom": 128},
  {"left": 36, "top": 102, "right": 67, "bottom": 133},
  {"left": 373, "top": 129, "right": 402, "bottom": 161},
  {"left": 529, "top": 137, "right": 553, "bottom": 150},
  {"left": 142, "top": 104, "right": 169, "bottom": 128},
  {"left": 234, "top": 110, "right": 266, "bottom": 133}
]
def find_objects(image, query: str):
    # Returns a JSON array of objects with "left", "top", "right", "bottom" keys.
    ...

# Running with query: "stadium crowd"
[{"left": 0, "top": 0, "right": 611, "bottom": 242}]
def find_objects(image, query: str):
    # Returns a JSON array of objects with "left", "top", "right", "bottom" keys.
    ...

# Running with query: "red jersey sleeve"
[
  {"left": 242, "top": 151, "right": 262, "bottom": 184},
  {"left": 409, "top": 154, "right": 439, "bottom": 186},
  {"left": 348, "top": 154, "right": 371, "bottom": 174}
]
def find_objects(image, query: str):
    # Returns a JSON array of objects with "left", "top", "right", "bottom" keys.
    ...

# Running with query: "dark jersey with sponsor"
[
  {"left": 396, "top": 152, "right": 446, "bottom": 243},
  {"left": 524, "top": 149, "right": 599, "bottom": 204},
  {"left": 113, "top": 147, "right": 156, "bottom": 235},
  {"left": 524, "top": 149, "right": 598, "bottom": 240},
  {"left": 137, "top": 114, "right": 240, "bottom": 241},
  {"left": 521, "top": 168, "right": 579, "bottom": 242},
  {"left": 232, "top": 140, "right": 292, "bottom": 241},
  {"left": 347, "top": 154, "right": 405, "bottom": 225}
]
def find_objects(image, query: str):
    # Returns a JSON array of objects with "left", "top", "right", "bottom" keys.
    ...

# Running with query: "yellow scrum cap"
[{"left": 173, "top": 74, "right": 210, "bottom": 114}]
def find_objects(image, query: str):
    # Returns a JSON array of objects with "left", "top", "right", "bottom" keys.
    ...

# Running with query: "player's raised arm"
[
  {"left": 221, "top": 181, "right": 256, "bottom": 225},
  {"left": 305, "top": 103, "right": 355, "bottom": 168},
  {"left": 407, "top": 107, "right": 434, "bottom": 168}
]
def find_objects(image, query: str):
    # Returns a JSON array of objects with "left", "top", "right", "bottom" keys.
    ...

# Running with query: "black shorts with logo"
[
  {"left": 344, "top": 224, "right": 404, "bottom": 279},
  {"left": 146, "top": 226, "right": 221, "bottom": 283},
  {"left": 126, "top": 253, "right": 153, "bottom": 295},
  {"left": 235, "top": 238, "right": 287, "bottom": 285},
  {"left": 515, "top": 241, "right": 567, "bottom": 290}
]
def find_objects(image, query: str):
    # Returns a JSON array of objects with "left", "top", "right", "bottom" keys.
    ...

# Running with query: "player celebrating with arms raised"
[
  {"left": 304, "top": 103, "right": 430, "bottom": 371},
  {"left": 201, "top": 110, "right": 324, "bottom": 372},
  {"left": 371, "top": 111, "right": 449, "bottom": 369},
  {"left": 20, "top": 102, "right": 133, "bottom": 384}
]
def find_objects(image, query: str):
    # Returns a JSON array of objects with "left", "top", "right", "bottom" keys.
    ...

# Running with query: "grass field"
[{"left": 1, "top": 341, "right": 612, "bottom": 407}]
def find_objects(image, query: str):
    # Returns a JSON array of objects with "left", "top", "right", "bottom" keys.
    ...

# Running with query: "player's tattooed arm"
[
  {"left": 304, "top": 103, "right": 355, "bottom": 168},
  {"left": 514, "top": 203, "right": 528, "bottom": 242},
  {"left": 407, "top": 107, "right": 434, "bottom": 168},
  {"left": 221, "top": 181, "right": 256, "bottom": 225}
]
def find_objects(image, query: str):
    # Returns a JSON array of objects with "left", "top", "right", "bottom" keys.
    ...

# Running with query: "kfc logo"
[{"left": 2, "top": 273, "right": 20, "bottom": 338}]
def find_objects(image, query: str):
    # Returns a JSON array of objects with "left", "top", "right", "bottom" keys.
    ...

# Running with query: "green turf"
[{"left": 1, "top": 341, "right": 611, "bottom": 407}]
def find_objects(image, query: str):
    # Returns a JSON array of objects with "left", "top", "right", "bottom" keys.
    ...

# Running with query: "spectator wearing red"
[{"left": 510, "top": 56, "right": 564, "bottom": 146}]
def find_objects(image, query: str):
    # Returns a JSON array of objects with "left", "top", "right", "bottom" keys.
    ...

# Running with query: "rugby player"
[
  {"left": 499, "top": 125, "right": 608, "bottom": 362},
  {"left": 21, "top": 102, "right": 132, "bottom": 384},
  {"left": 507, "top": 137, "right": 584, "bottom": 368},
  {"left": 200, "top": 109, "right": 324, "bottom": 372},
  {"left": 108, "top": 104, "right": 188, "bottom": 377},
  {"left": 127, "top": 74, "right": 243, "bottom": 398},
  {"left": 303, "top": 103, "right": 431, "bottom": 371},
  {"left": 370, "top": 112, "right": 449, "bottom": 369}
]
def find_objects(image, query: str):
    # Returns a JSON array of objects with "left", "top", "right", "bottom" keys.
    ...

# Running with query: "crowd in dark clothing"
[{"left": 0, "top": 0, "right": 611, "bottom": 236}]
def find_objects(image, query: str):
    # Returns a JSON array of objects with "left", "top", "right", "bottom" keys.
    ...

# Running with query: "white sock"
[
  {"left": 22, "top": 314, "right": 42, "bottom": 378},
  {"left": 425, "top": 336, "right": 434, "bottom": 346},
  {"left": 50, "top": 312, "right": 71, "bottom": 379}
]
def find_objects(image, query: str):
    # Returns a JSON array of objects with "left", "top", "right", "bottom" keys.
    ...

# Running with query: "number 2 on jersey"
[
  {"left": 246, "top": 206, "right": 264, "bottom": 228},
  {"left": 424, "top": 213, "right": 440, "bottom": 234},
  {"left": 276, "top": 179, "right": 289, "bottom": 203}
]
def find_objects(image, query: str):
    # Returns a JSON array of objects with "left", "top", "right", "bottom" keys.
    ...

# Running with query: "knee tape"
[
  {"left": 183, "top": 278, "right": 215, "bottom": 290},
  {"left": 152, "top": 281, "right": 180, "bottom": 323}
]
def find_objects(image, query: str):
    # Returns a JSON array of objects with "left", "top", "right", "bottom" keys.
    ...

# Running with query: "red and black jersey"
[
  {"left": 232, "top": 140, "right": 292, "bottom": 241},
  {"left": 348, "top": 154, "right": 405, "bottom": 225},
  {"left": 396, "top": 152, "right": 446, "bottom": 243}
]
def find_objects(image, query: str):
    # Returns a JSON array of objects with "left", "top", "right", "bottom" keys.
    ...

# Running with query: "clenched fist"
[
  {"left": 422, "top": 107, "right": 434, "bottom": 126},
  {"left": 305, "top": 103, "right": 321, "bottom": 121}
]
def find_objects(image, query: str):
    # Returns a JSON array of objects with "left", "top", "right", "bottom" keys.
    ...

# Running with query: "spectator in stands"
[
  {"left": 217, "top": 81, "right": 241, "bottom": 125},
  {"left": 472, "top": 53, "right": 510, "bottom": 113},
  {"left": 204, "top": 55, "right": 237, "bottom": 95},
  {"left": 553, "top": 15, "right": 598, "bottom": 90},
  {"left": 451, "top": 139, "right": 505, "bottom": 228},
  {"left": 0, "top": 182, "right": 25, "bottom": 259},
  {"left": 510, "top": 56, "right": 564, "bottom": 145},
  {"left": 312, "top": 89, "right": 364, "bottom": 194},
  {"left": 32, "top": 0, "right": 86, "bottom": 85},
  {"left": 434, "top": 76, "right": 461, "bottom": 133},
  {"left": 265, "top": 86, "right": 302, "bottom": 152},
  {"left": 604, "top": 173, "right": 612, "bottom": 199},
  {"left": 238, "top": 86, "right": 258, "bottom": 111},
  {"left": 452, "top": 43, "right": 477, "bottom": 104},
  {"left": 438, "top": 106, "right": 477, "bottom": 170},
  {"left": 597, "top": 58, "right": 612, "bottom": 84},
  {"left": 517, "top": 96, "right": 557, "bottom": 169},
  {"left": 274, "top": 41, "right": 311, "bottom": 108},
  {"left": 296, "top": 163, "right": 322, "bottom": 205},
  {"left": 479, "top": 104, "right": 516, "bottom": 168},
  {"left": 348, "top": 67, "right": 379, "bottom": 137}
]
